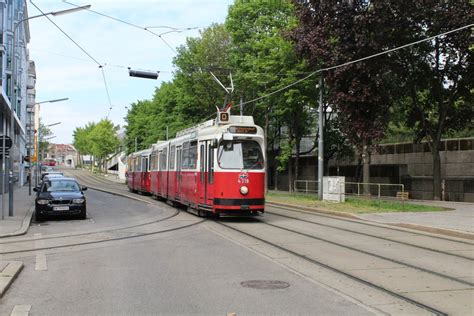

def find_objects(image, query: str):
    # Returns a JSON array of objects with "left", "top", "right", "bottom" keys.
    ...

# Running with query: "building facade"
[
  {"left": 47, "top": 143, "right": 78, "bottom": 168},
  {"left": 0, "top": 0, "right": 32, "bottom": 190}
]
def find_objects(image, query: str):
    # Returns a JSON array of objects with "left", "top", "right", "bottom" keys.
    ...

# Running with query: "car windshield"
[
  {"left": 217, "top": 140, "right": 264, "bottom": 170},
  {"left": 43, "top": 180, "right": 80, "bottom": 192}
]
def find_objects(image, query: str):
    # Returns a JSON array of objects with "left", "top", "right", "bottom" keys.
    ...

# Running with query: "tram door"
[
  {"left": 141, "top": 155, "right": 149, "bottom": 191},
  {"left": 199, "top": 141, "right": 214, "bottom": 205},
  {"left": 176, "top": 146, "right": 182, "bottom": 199}
]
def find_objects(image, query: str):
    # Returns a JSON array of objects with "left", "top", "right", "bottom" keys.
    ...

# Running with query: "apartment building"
[{"left": 0, "top": 0, "right": 32, "bottom": 190}]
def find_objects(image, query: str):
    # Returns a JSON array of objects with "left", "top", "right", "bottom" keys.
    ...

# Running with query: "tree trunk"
[
  {"left": 362, "top": 139, "right": 370, "bottom": 195},
  {"left": 431, "top": 141, "right": 441, "bottom": 200}
]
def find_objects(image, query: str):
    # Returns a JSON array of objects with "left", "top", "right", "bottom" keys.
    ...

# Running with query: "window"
[
  {"left": 217, "top": 140, "right": 264, "bottom": 170},
  {"left": 208, "top": 146, "right": 214, "bottom": 184},
  {"left": 134, "top": 157, "right": 140, "bottom": 172},
  {"left": 169, "top": 145, "right": 175, "bottom": 170},
  {"left": 182, "top": 142, "right": 189, "bottom": 169},
  {"left": 200, "top": 144, "right": 205, "bottom": 183},
  {"left": 189, "top": 140, "right": 197, "bottom": 169},
  {"left": 142, "top": 157, "right": 149, "bottom": 171},
  {"left": 159, "top": 148, "right": 167, "bottom": 170},
  {"left": 150, "top": 152, "right": 158, "bottom": 171}
]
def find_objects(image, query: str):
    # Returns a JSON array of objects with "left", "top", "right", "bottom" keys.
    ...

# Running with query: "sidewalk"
[
  {"left": 0, "top": 185, "right": 35, "bottom": 238},
  {"left": 357, "top": 200, "right": 474, "bottom": 235}
]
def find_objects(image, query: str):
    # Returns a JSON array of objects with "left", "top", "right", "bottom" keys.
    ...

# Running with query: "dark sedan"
[{"left": 34, "top": 177, "right": 88, "bottom": 221}]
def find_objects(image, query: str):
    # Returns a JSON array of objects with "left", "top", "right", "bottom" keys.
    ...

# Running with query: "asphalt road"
[{"left": 0, "top": 187, "right": 373, "bottom": 315}]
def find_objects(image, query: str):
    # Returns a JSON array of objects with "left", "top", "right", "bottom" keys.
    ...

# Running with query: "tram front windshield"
[{"left": 218, "top": 140, "right": 264, "bottom": 170}]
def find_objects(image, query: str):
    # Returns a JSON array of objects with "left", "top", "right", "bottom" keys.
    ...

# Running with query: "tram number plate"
[{"left": 53, "top": 206, "right": 69, "bottom": 211}]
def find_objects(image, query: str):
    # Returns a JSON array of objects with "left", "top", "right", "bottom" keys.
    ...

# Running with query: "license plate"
[{"left": 53, "top": 206, "right": 69, "bottom": 211}]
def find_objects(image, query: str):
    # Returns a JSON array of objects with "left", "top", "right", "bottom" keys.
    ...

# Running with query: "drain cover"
[{"left": 240, "top": 280, "right": 290, "bottom": 290}]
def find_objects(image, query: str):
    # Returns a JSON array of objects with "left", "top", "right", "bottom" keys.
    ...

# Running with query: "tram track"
[
  {"left": 267, "top": 203, "right": 474, "bottom": 245},
  {"left": 266, "top": 208, "right": 474, "bottom": 261},
  {"left": 214, "top": 220, "right": 449, "bottom": 316},
  {"left": 0, "top": 214, "right": 206, "bottom": 256},
  {"left": 46, "top": 169, "right": 472, "bottom": 314},
  {"left": 260, "top": 218, "right": 473, "bottom": 287},
  {"left": 1, "top": 169, "right": 206, "bottom": 256}
]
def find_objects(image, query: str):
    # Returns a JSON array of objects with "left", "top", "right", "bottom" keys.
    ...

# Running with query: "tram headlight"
[{"left": 240, "top": 186, "right": 249, "bottom": 195}]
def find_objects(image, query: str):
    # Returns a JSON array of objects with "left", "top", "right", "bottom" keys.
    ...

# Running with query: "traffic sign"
[{"left": 0, "top": 135, "right": 12, "bottom": 150}]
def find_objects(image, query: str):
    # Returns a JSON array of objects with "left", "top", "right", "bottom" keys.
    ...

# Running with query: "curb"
[
  {"left": 267, "top": 201, "right": 361, "bottom": 220},
  {"left": 266, "top": 201, "right": 474, "bottom": 241},
  {"left": 0, "top": 206, "right": 35, "bottom": 238},
  {"left": 0, "top": 261, "right": 23, "bottom": 297}
]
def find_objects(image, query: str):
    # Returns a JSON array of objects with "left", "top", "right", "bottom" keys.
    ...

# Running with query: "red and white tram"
[
  {"left": 127, "top": 108, "right": 265, "bottom": 216},
  {"left": 126, "top": 148, "right": 152, "bottom": 194}
]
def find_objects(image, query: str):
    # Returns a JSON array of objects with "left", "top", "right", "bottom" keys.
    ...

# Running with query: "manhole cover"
[{"left": 240, "top": 280, "right": 290, "bottom": 290}]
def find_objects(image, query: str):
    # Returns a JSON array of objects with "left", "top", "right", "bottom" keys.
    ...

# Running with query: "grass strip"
[{"left": 267, "top": 191, "right": 447, "bottom": 214}]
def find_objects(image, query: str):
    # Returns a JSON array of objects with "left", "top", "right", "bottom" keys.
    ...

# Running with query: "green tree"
[
  {"left": 88, "top": 119, "right": 120, "bottom": 173},
  {"left": 124, "top": 24, "right": 233, "bottom": 154},
  {"left": 226, "top": 0, "right": 315, "bottom": 191},
  {"left": 291, "top": 0, "right": 400, "bottom": 191},
  {"left": 392, "top": 0, "right": 473, "bottom": 200},
  {"left": 38, "top": 120, "right": 53, "bottom": 162},
  {"left": 72, "top": 122, "right": 96, "bottom": 166}
]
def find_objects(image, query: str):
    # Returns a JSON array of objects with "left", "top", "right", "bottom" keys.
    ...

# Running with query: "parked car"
[
  {"left": 33, "top": 177, "right": 87, "bottom": 221},
  {"left": 40, "top": 171, "right": 64, "bottom": 181}
]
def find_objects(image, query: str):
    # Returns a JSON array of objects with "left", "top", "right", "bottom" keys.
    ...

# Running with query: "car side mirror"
[
  {"left": 82, "top": 186, "right": 88, "bottom": 191},
  {"left": 33, "top": 187, "right": 38, "bottom": 192}
]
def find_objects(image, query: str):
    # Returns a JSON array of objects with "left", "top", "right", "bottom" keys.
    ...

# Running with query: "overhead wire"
[
  {"left": 100, "top": 67, "right": 114, "bottom": 118},
  {"left": 62, "top": 0, "right": 201, "bottom": 54},
  {"left": 29, "top": 0, "right": 118, "bottom": 117},
  {"left": 30, "top": 1, "right": 102, "bottom": 66},
  {"left": 249, "top": 23, "right": 474, "bottom": 114}
]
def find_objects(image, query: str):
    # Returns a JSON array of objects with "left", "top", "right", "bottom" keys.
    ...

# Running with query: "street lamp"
[
  {"left": 27, "top": 98, "right": 68, "bottom": 195},
  {"left": 7, "top": 5, "right": 90, "bottom": 217}
]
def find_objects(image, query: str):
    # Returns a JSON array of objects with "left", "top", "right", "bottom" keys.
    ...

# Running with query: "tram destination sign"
[{"left": 229, "top": 126, "right": 257, "bottom": 134}]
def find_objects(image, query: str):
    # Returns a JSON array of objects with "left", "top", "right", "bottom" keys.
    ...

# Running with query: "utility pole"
[
  {"left": 240, "top": 96, "right": 243, "bottom": 116},
  {"left": 317, "top": 75, "right": 324, "bottom": 200}
]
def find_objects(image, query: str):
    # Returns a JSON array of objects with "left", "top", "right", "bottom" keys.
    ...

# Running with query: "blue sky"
[{"left": 28, "top": 0, "right": 234, "bottom": 144}]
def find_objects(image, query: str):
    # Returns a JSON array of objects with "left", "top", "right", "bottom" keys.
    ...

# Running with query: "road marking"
[
  {"left": 10, "top": 305, "right": 31, "bottom": 316},
  {"left": 34, "top": 234, "right": 47, "bottom": 271}
]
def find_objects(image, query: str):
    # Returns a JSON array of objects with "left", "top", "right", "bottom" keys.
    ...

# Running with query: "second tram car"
[
  {"left": 127, "top": 108, "right": 265, "bottom": 216},
  {"left": 127, "top": 148, "right": 152, "bottom": 194}
]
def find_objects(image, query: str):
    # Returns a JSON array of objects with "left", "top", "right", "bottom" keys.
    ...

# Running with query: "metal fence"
[
  {"left": 293, "top": 179, "right": 405, "bottom": 200},
  {"left": 294, "top": 180, "right": 319, "bottom": 194},
  {"left": 343, "top": 182, "right": 404, "bottom": 199}
]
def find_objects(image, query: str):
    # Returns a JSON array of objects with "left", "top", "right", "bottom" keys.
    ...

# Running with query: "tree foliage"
[{"left": 73, "top": 119, "right": 119, "bottom": 171}]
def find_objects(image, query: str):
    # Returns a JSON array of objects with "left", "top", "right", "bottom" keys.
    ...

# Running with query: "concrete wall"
[{"left": 268, "top": 138, "right": 474, "bottom": 202}]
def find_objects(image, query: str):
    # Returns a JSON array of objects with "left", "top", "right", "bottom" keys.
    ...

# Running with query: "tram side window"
[
  {"left": 169, "top": 145, "right": 175, "bottom": 170},
  {"left": 208, "top": 146, "right": 214, "bottom": 184},
  {"left": 128, "top": 157, "right": 133, "bottom": 172},
  {"left": 182, "top": 141, "right": 190, "bottom": 169},
  {"left": 134, "top": 157, "right": 141, "bottom": 172},
  {"left": 150, "top": 152, "right": 158, "bottom": 171},
  {"left": 200, "top": 144, "right": 205, "bottom": 182},
  {"left": 142, "top": 157, "right": 149, "bottom": 171},
  {"left": 189, "top": 141, "right": 197, "bottom": 169},
  {"left": 160, "top": 148, "right": 167, "bottom": 170}
]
